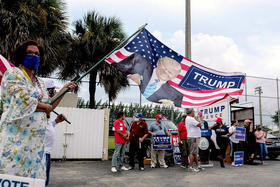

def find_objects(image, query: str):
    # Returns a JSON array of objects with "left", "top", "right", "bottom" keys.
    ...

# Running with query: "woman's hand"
[
  {"left": 45, "top": 104, "right": 53, "bottom": 114},
  {"left": 63, "top": 82, "right": 78, "bottom": 92}
]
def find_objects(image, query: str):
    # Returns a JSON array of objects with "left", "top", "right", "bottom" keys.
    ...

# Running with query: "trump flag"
[
  {"left": 0, "top": 54, "right": 14, "bottom": 84},
  {"left": 105, "top": 28, "right": 245, "bottom": 108}
]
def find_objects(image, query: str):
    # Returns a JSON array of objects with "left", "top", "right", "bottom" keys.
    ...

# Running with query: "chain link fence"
[{"left": 42, "top": 74, "right": 280, "bottom": 134}]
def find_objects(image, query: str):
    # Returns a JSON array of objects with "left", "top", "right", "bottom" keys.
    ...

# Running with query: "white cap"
[{"left": 45, "top": 79, "right": 55, "bottom": 89}]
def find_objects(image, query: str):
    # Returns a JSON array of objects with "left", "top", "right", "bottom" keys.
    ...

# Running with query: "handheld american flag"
[
  {"left": 0, "top": 54, "right": 15, "bottom": 84},
  {"left": 105, "top": 28, "right": 245, "bottom": 108}
]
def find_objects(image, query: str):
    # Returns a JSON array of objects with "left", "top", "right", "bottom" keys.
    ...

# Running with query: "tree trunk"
[{"left": 89, "top": 70, "right": 98, "bottom": 109}]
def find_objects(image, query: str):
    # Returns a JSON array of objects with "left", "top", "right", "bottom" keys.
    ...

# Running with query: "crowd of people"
[
  {"left": 0, "top": 40, "right": 270, "bottom": 185},
  {"left": 111, "top": 108, "right": 269, "bottom": 173}
]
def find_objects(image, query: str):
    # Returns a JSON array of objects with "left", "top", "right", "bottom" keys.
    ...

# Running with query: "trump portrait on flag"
[{"left": 106, "top": 28, "right": 245, "bottom": 108}]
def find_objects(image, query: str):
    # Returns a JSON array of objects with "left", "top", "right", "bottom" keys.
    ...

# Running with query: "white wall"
[{"left": 50, "top": 107, "right": 105, "bottom": 159}]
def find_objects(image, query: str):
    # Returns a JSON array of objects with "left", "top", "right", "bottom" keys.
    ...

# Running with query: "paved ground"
[{"left": 49, "top": 159, "right": 280, "bottom": 187}]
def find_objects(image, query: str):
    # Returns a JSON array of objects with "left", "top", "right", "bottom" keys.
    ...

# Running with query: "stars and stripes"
[
  {"left": 106, "top": 28, "right": 245, "bottom": 108},
  {"left": 0, "top": 54, "right": 14, "bottom": 84}
]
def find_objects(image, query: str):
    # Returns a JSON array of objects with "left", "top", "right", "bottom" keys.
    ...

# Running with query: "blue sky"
[{"left": 57, "top": 0, "right": 280, "bottom": 118}]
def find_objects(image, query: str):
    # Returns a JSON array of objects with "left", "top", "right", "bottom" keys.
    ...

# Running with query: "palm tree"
[
  {"left": 60, "top": 11, "right": 129, "bottom": 108},
  {"left": 0, "top": 0, "right": 70, "bottom": 76}
]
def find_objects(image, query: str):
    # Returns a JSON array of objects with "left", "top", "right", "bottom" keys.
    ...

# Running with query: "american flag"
[
  {"left": 0, "top": 54, "right": 14, "bottom": 84},
  {"left": 106, "top": 28, "right": 245, "bottom": 108}
]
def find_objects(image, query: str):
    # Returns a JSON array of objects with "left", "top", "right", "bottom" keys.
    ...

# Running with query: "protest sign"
[
  {"left": 152, "top": 135, "right": 172, "bottom": 150},
  {"left": 0, "top": 174, "right": 45, "bottom": 187},
  {"left": 235, "top": 127, "right": 246, "bottom": 141},
  {"left": 234, "top": 151, "right": 244, "bottom": 166}
]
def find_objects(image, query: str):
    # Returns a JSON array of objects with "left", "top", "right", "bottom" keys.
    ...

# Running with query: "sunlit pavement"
[{"left": 49, "top": 158, "right": 280, "bottom": 187}]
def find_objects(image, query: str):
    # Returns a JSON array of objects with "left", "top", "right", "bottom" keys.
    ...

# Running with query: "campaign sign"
[
  {"left": 234, "top": 151, "right": 244, "bottom": 166},
  {"left": 235, "top": 127, "right": 246, "bottom": 141},
  {"left": 0, "top": 174, "right": 45, "bottom": 187},
  {"left": 172, "top": 136, "right": 179, "bottom": 147},
  {"left": 173, "top": 147, "right": 182, "bottom": 164},
  {"left": 152, "top": 135, "right": 172, "bottom": 150},
  {"left": 201, "top": 129, "right": 212, "bottom": 137}
]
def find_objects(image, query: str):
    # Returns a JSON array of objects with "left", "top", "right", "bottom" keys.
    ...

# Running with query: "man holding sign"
[{"left": 149, "top": 114, "right": 171, "bottom": 168}]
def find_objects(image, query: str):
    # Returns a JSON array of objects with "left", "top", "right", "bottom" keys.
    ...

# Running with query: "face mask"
[
  {"left": 23, "top": 55, "right": 40, "bottom": 70},
  {"left": 158, "top": 119, "right": 161, "bottom": 123},
  {"left": 134, "top": 118, "right": 139, "bottom": 122}
]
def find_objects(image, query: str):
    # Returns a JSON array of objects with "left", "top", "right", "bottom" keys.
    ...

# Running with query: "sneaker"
[
  {"left": 197, "top": 166, "right": 205, "bottom": 171},
  {"left": 151, "top": 164, "right": 156, "bottom": 168},
  {"left": 160, "top": 164, "right": 168, "bottom": 168},
  {"left": 140, "top": 167, "right": 145, "bottom": 171},
  {"left": 111, "top": 167, "right": 117, "bottom": 173},
  {"left": 128, "top": 166, "right": 134, "bottom": 170},
  {"left": 180, "top": 164, "right": 186, "bottom": 169},
  {"left": 120, "top": 166, "right": 129, "bottom": 171},
  {"left": 189, "top": 167, "right": 199, "bottom": 172}
]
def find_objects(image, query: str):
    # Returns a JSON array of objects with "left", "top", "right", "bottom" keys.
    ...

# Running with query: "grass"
[
  {"left": 108, "top": 136, "right": 115, "bottom": 159},
  {"left": 108, "top": 136, "right": 115, "bottom": 149}
]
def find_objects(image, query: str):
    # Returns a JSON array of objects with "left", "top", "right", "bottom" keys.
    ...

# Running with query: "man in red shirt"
[
  {"left": 178, "top": 114, "right": 188, "bottom": 168},
  {"left": 111, "top": 111, "right": 129, "bottom": 173},
  {"left": 128, "top": 113, "right": 149, "bottom": 171}
]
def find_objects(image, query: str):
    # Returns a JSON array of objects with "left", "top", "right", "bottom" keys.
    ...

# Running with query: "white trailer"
[{"left": 49, "top": 107, "right": 110, "bottom": 160}]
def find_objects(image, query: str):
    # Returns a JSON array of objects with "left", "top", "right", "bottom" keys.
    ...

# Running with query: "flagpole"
[{"left": 50, "top": 23, "right": 148, "bottom": 105}]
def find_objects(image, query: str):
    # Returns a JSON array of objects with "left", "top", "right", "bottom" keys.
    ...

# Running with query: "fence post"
[
  {"left": 139, "top": 91, "right": 142, "bottom": 107},
  {"left": 245, "top": 73, "right": 248, "bottom": 102},
  {"left": 276, "top": 78, "right": 280, "bottom": 133}
]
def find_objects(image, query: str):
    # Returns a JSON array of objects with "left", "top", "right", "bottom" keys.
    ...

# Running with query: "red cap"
[
  {"left": 155, "top": 114, "right": 162, "bottom": 119},
  {"left": 215, "top": 117, "right": 222, "bottom": 123}
]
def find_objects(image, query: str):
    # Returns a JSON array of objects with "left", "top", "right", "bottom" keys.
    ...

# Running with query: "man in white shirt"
[
  {"left": 185, "top": 108, "right": 202, "bottom": 172},
  {"left": 45, "top": 79, "right": 67, "bottom": 185}
]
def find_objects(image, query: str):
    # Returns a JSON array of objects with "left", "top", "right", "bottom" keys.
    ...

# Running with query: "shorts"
[
  {"left": 187, "top": 138, "right": 199, "bottom": 155},
  {"left": 179, "top": 139, "right": 189, "bottom": 156}
]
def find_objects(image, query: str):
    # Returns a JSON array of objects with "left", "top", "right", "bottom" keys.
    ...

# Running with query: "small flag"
[
  {"left": 105, "top": 28, "right": 245, "bottom": 108},
  {"left": 0, "top": 54, "right": 15, "bottom": 84}
]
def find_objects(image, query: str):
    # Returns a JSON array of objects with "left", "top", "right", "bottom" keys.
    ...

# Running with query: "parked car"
[
  {"left": 123, "top": 117, "right": 178, "bottom": 166},
  {"left": 266, "top": 134, "right": 280, "bottom": 159}
]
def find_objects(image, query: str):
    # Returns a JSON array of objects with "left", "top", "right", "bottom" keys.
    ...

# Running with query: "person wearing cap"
[
  {"left": 44, "top": 79, "right": 68, "bottom": 185},
  {"left": 210, "top": 117, "right": 230, "bottom": 168},
  {"left": 149, "top": 114, "right": 171, "bottom": 168},
  {"left": 185, "top": 108, "right": 202, "bottom": 172},
  {"left": 128, "top": 113, "right": 149, "bottom": 171},
  {"left": 244, "top": 119, "right": 257, "bottom": 164}
]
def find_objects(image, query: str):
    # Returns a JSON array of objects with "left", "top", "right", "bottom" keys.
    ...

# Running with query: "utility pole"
[
  {"left": 255, "top": 86, "right": 263, "bottom": 125},
  {"left": 276, "top": 78, "right": 280, "bottom": 133},
  {"left": 185, "top": 0, "right": 191, "bottom": 59},
  {"left": 185, "top": 0, "right": 191, "bottom": 113}
]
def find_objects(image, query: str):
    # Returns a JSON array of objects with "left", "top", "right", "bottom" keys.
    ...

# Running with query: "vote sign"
[
  {"left": 152, "top": 135, "right": 172, "bottom": 150},
  {"left": 235, "top": 127, "right": 246, "bottom": 141},
  {"left": 234, "top": 151, "right": 244, "bottom": 166},
  {"left": 0, "top": 174, "right": 45, "bottom": 187},
  {"left": 201, "top": 129, "right": 212, "bottom": 137}
]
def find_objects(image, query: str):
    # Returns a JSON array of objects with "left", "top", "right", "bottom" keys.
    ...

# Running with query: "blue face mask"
[{"left": 23, "top": 55, "right": 40, "bottom": 70}]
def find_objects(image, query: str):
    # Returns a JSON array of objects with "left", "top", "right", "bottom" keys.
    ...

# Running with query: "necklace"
[{"left": 20, "top": 67, "right": 44, "bottom": 102}]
